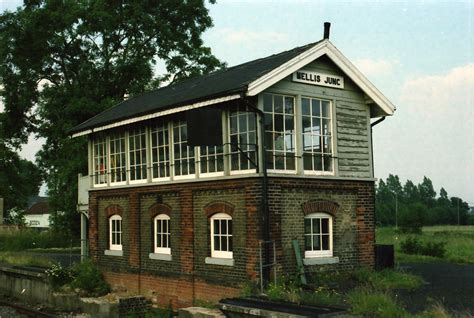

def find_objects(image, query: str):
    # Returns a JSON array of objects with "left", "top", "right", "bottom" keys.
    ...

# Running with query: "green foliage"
[
  {"left": 401, "top": 237, "right": 446, "bottom": 258},
  {"left": 0, "top": 143, "right": 42, "bottom": 213},
  {"left": 0, "top": 251, "right": 52, "bottom": 267},
  {"left": 353, "top": 268, "right": 423, "bottom": 291},
  {"left": 5, "top": 207, "right": 26, "bottom": 226},
  {"left": 348, "top": 287, "right": 409, "bottom": 318},
  {"left": 0, "top": 229, "right": 78, "bottom": 251},
  {"left": 0, "top": 1, "right": 224, "bottom": 236},
  {"left": 45, "top": 263, "right": 73, "bottom": 290},
  {"left": 376, "top": 175, "right": 470, "bottom": 227},
  {"left": 69, "top": 259, "right": 110, "bottom": 296},
  {"left": 377, "top": 226, "right": 474, "bottom": 264}
]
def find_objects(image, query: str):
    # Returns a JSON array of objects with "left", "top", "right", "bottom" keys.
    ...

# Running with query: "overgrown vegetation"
[
  {"left": 377, "top": 226, "right": 474, "bottom": 264},
  {"left": 0, "top": 229, "right": 78, "bottom": 251},
  {"left": 0, "top": 251, "right": 52, "bottom": 267},
  {"left": 45, "top": 260, "right": 110, "bottom": 296}
]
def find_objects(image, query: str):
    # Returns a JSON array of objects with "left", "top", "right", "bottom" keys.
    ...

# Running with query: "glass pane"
[
  {"left": 274, "top": 133, "right": 284, "bottom": 150},
  {"left": 322, "top": 235, "right": 329, "bottom": 250},
  {"left": 284, "top": 97, "right": 293, "bottom": 114},
  {"left": 230, "top": 116, "right": 237, "bottom": 134},
  {"left": 157, "top": 234, "right": 162, "bottom": 247},
  {"left": 275, "top": 154, "right": 284, "bottom": 170},
  {"left": 324, "top": 155, "right": 333, "bottom": 172},
  {"left": 285, "top": 116, "right": 294, "bottom": 132},
  {"left": 303, "top": 134, "right": 312, "bottom": 150},
  {"left": 274, "top": 114, "right": 283, "bottom": 132},
  {"left": 302, "top": 98, "right": 310, "bottom": 116},
  {"left": 313, "top": 235, "right": 321, "bottom": 250},
  {"left": 274, "top": 95, "right": 283, "bottom": 113},
  {"left": 302, "top": 116, "right": 311, "bottom": 133},
  {"left": 322, "top": 101, "right": 330, "bottom": 117},
  {"left": 214, "top": 236, "right": 220, "bottom": 251},
  {"left": 312, "top": 99, "right": 321, "bottom": 117},
  {"left": 313, "top": 136, "right": 321, "bottom": 152},
  {"left": 313, "top": 218, "right": 320, "bottom": 234},
  {"left": 305, "top": 235, "right": 311, "bottom": 250},
  {"left": 263, "top": 94, "right": 273, "bottom": 112},
  {"left": 314, "top": 155, "right": 323, "bottom": 171},
  {"left": 321, "top": 218, "right": 329, "bottom": 233},
  {"left": 264, "top": 113, "right": 273, "bottom": 131},
  {"left": 303, "top": 153, "right": 312, "bottom": 170},
  {"left": 248, "top": 114, "right": 256, "bottom": 131},
  {"left": 221, "top": 219, "right": 227, "bottom": 234},
  {"left": 322, "top": 119, "right": 331, "bottom": 135},
  {"left": 239, "top": 114, "right": 247, "bottom": 131},
  {"left": 229, "top": 236, "right": 233, "bottom": 251},
  {"left": 228, "top": 220, "right": 232, "bottom": 234},
  {"left": 286, "top": 156, "right": 295, "bottom": 170},
  {"left": 222, "top": 236, "right": 228, "bottom": 251},
  {"left": 214, "top": 220, "right": 219, "bottom": 234},
  {"left": 323, "top": 136, "right": 332, "bottom": 153}
]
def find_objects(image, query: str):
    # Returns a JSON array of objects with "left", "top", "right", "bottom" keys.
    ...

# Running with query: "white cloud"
[
  {"left": 401, "top": 63, "right": 474, "bottom": 118},
  {"left": 353, "top": 58, "right": 398, "bottom": 77},
  {"left": 218, "top": 28, "right": 289, "bottom": 46}
]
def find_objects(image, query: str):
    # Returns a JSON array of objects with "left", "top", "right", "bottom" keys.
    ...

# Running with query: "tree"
[
  {"left": 0, "top": 1, "right": 223, "bottom": 236},
  {"left": 418, "top": 176, "right": 436, "bottom": 208},
  {"left": 0, "top": 141, "right": 42, "bottom": 213}
]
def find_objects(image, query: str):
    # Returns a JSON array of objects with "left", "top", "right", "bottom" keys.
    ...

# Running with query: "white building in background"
[{"left": 24, "top": 197, "right": 51, "bottom": 229}]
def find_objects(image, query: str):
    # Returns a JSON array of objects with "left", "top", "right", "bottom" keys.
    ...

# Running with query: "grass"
[
  {"left": 0, "top": 251, "right": 52, "bottom": 267},
  {"left": 376, "top": 226, "right": 474, "bottom": 264},
  {"left": 347, "top": 287, "right": 408, "bottom": 318},
  {"left": 0, "top": 229, "right": 79, "bottom": 252}
]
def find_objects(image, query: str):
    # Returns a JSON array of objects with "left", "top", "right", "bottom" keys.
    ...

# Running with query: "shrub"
[
  {"left": 400, "top": 237, "right": 446, "bottom": 258},
  {"left": 69, "top": 260, "right": 110, "bottom": 296},
  {"left": 45, "top": 263, "right": 73, "bottom": 289},
  {"left": 401, "top": 237, "right": 424, "bottom": 255}
]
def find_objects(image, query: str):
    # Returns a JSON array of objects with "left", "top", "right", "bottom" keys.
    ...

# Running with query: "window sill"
[
  {"left": 205, "top": 257, "right": 234, "bottom": 266},
  {"left": 104, "top": 250, "right": 123, "bottom": 257},
  {"left": 303, "top": 256, "right": 339, "bottom": 265},
  {"left": 149, "top": 253, "right": 172, "bottom": 261}
]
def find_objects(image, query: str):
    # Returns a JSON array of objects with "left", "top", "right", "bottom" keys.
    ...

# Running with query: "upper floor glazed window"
[
  {"left": 263, "top": 93, "right": 296, "bottom": 171},
  {"left": 302, "top": 97, "right": 333, "bottom": 174},
  {"left": 229, "top": 108, "right": 257, "bottom": 172},
  {"left": 110, "top": 132, "right": 126, "bottom": 184},
  {"left": 129, "top": 127, "right": 147, "bottom": 183},
  {"left": 172, "top": 117, "right": 195, "bottom": 178},
  {"left": 92, "top": 136, "right": 108, "bottom": 186},
  {"left": 151, "top": 120, "right": 170, "bottom": 180}
]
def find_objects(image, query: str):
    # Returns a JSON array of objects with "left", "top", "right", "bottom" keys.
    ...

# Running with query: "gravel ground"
[
  {"left": 398, "top": 262, "right": 474, "bottom": 314},
  {"left": 0, "top": 305, "right": 28, "bottom": 318}
]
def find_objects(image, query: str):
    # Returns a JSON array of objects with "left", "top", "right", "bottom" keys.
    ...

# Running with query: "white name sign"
[{"left": 292, "top": 70, "right": 344, "bottom": 89}]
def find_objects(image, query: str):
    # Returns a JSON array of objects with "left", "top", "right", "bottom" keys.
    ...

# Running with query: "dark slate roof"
[
  {"left": 70, "top": 40, "right": 322, "bottom": 134},
  {"left": 25, "top": 201, "right": 50, "bottom": 215}
]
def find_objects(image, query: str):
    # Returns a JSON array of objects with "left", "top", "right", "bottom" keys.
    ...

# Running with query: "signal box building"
[{"left": 71, "top": 30, "right": 395, "bottom": 307}]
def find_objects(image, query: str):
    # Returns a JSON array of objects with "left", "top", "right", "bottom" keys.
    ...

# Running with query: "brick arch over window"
[
  {"left": 149, "top": 203, "right": 172, "bottom": 218},
  {"left": 301, "top": 200, "right": 339, "bottom": 216},
  {"left": 105, "top": 205, "right": 123, "bottom": 218},
  {"left": 204, "top": 201, "right": 234, "bottom": 218}
]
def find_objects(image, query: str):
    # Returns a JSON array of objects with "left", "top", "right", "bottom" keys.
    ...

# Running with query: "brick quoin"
[{"left": 89, "top": 177, "right": 375, "bottom": 308}]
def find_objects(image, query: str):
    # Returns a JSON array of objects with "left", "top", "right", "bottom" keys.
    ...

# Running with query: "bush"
[
  {"left": 400, "top": 237, "right": 446, "bottom": 258},
  {"left": 348, "top": 287, "right": 408, "bottom": 318},
  {"left": 69, "top": 260, "right": 110, "bottom": 296},
  {"left": 45, "top": 263, "right": 73, "bottom": 289}
]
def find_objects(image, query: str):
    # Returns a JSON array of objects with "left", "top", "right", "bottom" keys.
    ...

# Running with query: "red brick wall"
[{"left": 88, "top": 176, "right": 375, "bottom": 307}]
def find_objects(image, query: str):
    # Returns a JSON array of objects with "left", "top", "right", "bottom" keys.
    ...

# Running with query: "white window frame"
[
  {"left": 199, "top": 145, "right": 225, "bottom": 177},
  {"left": 109, "top": 215, "right": 123, "bottom": 251},
  {"left": 262, "top": 93, "right": 297, "bottom": 173},
  {"left": 150, "top": 121, "right": 171, "bottom": 182},
  {"left": 128, "top": 127, "right": 148, "bottom": 184},
  {"left": 154, "top": 214, "right": 171, "bottom": 255},
  {"left": 301, "top": 97, "right": 334, "bottom": 175},
  {"left": 304, "top": 213, "right": 333, "bottom": 258},
  {"left": 210, "top": 213, "right": 233, "bottom": 259},
  {"left": 92, "top": 136, "right": 108, "bottom": 187},
  {"left": 109, "top": 132, "right": 127, "bottom": 185},
  {"left": 229, "top": 108, "right": 258, "bottom": 175}
]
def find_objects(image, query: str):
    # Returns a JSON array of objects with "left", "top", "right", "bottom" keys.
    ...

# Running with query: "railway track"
[{"left": 0, "top": 300, "right": 57, "bottom": 318}]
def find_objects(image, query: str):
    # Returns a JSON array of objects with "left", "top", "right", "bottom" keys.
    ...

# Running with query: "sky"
[{"left": 0, "top": 0, "right": 473, "bottom": 203}]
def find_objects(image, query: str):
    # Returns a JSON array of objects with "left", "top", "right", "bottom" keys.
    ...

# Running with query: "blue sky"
[{"left": 1, "top": 0, "right": 473, "bottom": 203}]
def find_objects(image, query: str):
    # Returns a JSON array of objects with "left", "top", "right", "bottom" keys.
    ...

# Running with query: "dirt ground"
[{"left": 398, "top": 262, "right": 474, "bottom": 314}]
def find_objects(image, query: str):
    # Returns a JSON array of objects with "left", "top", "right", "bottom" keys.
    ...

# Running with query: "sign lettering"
[{"left": 292, "top": 70, "right": 344, "bottom": 89}]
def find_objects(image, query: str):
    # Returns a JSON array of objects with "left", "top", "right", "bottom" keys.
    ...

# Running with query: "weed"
[
  {"left": 69, "top": 259, "right": 110, "bottom": 296},
  {"left": 348, "top": 287, "right": 408, "bottom": 318}
]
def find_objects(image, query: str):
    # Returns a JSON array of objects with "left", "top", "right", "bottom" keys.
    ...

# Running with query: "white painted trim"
[
  {"left": 303, "top": 256, "right": 339, "bottom": 265},
  {"left": 229, "top": 169, "right": 257, "bottom": 176},
  {"left": 71, "top": 94, "right": 241, "bottom": 138},
  {"left": 205, "top": 257, "right": 234, "bottom": 266},
  {"left": 149, "top": 253, "right": 172, "bottom": 261},
  {"left": 246, "top": 40, "right": 395, "bottom": 116},
  {"left": 105, "top": 250, "right": 123, "bottom": 257}
]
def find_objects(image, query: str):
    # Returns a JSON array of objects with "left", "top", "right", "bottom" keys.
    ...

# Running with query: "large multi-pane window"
[
  {"left": 210, "top": 213, "right": 233, "bottom": 259},
  {"left": 200, "top": 145, "right": 224, "bottom": 175},
  {"left": 129, "top": 127, "right": 147, "bottom": 182},
  {"left": 109, "top": 132, "right": 126, "bottom": 184},
  {"left": 109, "top": 215, "right": 122, "bottom": 251},
  {"left": 154, "top": 214, "right": 171, "bottom": 254},
  {"left": 151, "top": 121, "right": 170, "bottom": 180},
  {"left": 173, "top": 118, "right": 195, "bottom": 177},
  {"left": 263, "top": 93, "right": 296, "bottom": 171},
  {"left": 302, "top": 98, "right": 333, "bottom": 173},
  {"left": 304, "top": 213, "right": 333, "bottom": 258},
  {"left": 229, "top": 109, "right": 257, "bottom": 172},
  {"left": 93, "top": 136, "right": 108, "bottom": 185}
]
